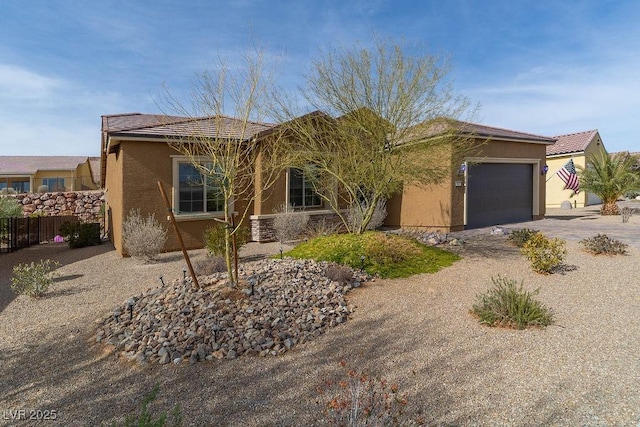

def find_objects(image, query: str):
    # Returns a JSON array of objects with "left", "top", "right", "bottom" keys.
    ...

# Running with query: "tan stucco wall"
[
  {"left": 105, "top": 139, "right": 252, "bottom": 255},
  {"left": 545, "top": 138, "right": 606, "bottom": 208},
  {"left": 385, "top": 138, "right": 548, "bottom": 231}
]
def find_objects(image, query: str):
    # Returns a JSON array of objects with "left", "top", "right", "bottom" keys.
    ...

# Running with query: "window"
[
  {"left": 174, "top": 159, "right": 226, "bottom": 215},
  {"left": 288, "top": 168, "right": 321, "bottom": 208},
  {"left": 12, "top": 180, "right": 30, "bottom": 193},
  {"left": 42, "top": 178, "right": 64, "bottom": 191}
]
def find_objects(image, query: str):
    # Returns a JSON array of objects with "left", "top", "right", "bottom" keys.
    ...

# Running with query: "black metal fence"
[{"left": 0, "top": 215, "right": 79, "bottom": 253}]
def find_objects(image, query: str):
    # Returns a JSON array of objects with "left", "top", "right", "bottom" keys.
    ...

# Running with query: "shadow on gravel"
[{"left": 0, "top": 243, "right": 114, "bottom": 315}]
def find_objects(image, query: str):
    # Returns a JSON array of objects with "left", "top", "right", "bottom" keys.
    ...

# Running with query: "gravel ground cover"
[{"left": 1, "top": 215, "right": 639, "bottom": 426}]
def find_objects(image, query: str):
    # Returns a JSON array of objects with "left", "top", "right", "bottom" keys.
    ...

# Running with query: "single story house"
[
  {"left": 0, "top": 156, "right": 99, "bottom": 194},
  {"left": 102, "top": 112, "right": 554, "bottom": 255},
  {"left": 385, "top": 121, "right": 555, "bottom": 231},
  {"left": 545, "top": 130, "right": 606, "bottom": 208}
]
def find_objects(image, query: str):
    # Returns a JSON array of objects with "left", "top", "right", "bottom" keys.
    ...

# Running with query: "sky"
[{"left": 1, "top": 0, "right": 639, "bottom": 156}]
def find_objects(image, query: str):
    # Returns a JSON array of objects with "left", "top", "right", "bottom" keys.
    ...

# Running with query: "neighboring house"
[
  {"left": 102, "top": 113, "right": 554, "bottom": 255},
  {"left": 545, "top": 130, "right": 606, "bottom": 208},
  {"left": 385, "top": 121, "right": 554, "bottom": 231},
  {"left": 0, "top": 156, "right": 99, "bottom": 194}
]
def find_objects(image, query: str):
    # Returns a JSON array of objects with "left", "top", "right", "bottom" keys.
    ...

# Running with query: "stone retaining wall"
[{"left": 10, "top": 190, "right": 105, "bottom": 222}]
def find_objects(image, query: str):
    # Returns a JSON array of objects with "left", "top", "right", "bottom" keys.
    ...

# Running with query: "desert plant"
[
  {"left": 471, "top": 275, "right": 554, "bottom": 329},
  {"left": 317, "top": 361, "right": 409, "bottom": 426},
  {"left": 521, "top": 232, "right": 566, "bottom": 274},
  {"left": 0, "top": 196, "right": 23, "bottom": 218},
  {"left": 579, "top": 234, "right": 628, "bottom": 255},
  {"left": 11, "top": 259, "right": 60, "bottom": 298},
  {"left": 507, "top": 228, "right": 539, "bottom": 247},
  {"left": 577, "top": 151, "right": 640, "bottom": 215},
  {"left": 304, "top": 218, "right": 343, "bottom": 239},
  {"left": 621, "top": 206, "right": 635, "bottom": 223},
  {"left": 325, "top": 264, "right": 354, "bottom": 284},
  {"left": 60, "top": 221, "right": 101, "bottom": 249},
  {"left": 203, "top": 223, "right": 249, "bottom": 257},
  {"left": 122, "top": 209, "right": 167, "bottom": 261},
  {"left": 272, "top": 204, "right": 309, "bottom": 243},
  {"left": 193, "top": 255, "right": 227, "bottom": 276},
  {"left": 111, "top": 384, "right": 182, "bottom": 427},
  {"left": 346, "top": 198, "right": 388, "bottom": 233}
]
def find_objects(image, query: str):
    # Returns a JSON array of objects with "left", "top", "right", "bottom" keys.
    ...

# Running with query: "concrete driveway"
[{"left": 452, "top": 201, "right": 640, "bottom": 248}]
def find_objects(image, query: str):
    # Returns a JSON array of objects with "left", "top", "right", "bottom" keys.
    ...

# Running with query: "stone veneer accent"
[
  {"left": 250, "top": 210, "right": 343, "bottom": 242},
  {"left": 10, "top": 190, "right": 105, "bottom": 222}
]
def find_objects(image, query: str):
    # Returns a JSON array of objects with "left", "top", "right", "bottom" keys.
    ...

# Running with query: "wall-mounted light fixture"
[
  {"left": 541, "top": 165, "right": 549, "bottom": 175},
  {"left": 457, "top": 163, "right": 467, "bottom": 176}
]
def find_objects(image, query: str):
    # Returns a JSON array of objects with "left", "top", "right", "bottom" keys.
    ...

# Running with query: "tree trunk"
[{"left": 600, "top": 201, "right": 620, "bottom": 215}]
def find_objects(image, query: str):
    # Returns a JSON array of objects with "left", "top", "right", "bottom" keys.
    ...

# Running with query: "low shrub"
[
  {"left": 304, "top": 218, "right": 343, "bottom": 239},
  {"left": 0, "top": 196, "right": 23, "bottom": 218},
  {"left": 203, "top": 223, "right": 249, "bottom": 256},
  {"left": 286, "top": 231, "right": 459, "bottom": 279},
  {"left": 193, "top": 255, "right": 227, "bottom": 276},
  {"left": 324, "top": 263, "right": 354, "bottom": 284},
  {"left": 471, "top": 275, "right": 554, "bottom": 329},
  {"left": 346, "top": 198, "right": 388, "bottom": 232},
  {"left": 11, "top": 259, "right": 60, "bottom": 298},
  {"left": 621, "top": 207, "right": 635, "bottom": 223},
  {"left": 111, "top": 384, "right": 182, "bottom": 427},
  {"left": 123, "top": 209, "right": 167, "bottom": 261},
  {"left": 521, "top": 232, "right": 566, "bottom": 274},
  {"left": 60, "top": 221, "right": 101, "bottom": 249},
  {"left": 272, "top": 204, "right": 309, "bottom": 243},
  {"left": 316, "top": 361, "right": 410, "bottom": 426},
  {"left": 507, "top": 228, "right": 539, "bottom": 247},
  {"left": 579, "top": 234, "right": 628, "bottom": 255}
]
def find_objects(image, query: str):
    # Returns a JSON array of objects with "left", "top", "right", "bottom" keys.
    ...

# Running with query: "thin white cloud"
[{"left": 0, "top": 64, "right": 65, "bottom": 100}]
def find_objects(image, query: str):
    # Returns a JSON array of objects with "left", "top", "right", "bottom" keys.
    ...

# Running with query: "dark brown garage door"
[{"left": 466, "top": 163, "right": 533, "bottom": 229}]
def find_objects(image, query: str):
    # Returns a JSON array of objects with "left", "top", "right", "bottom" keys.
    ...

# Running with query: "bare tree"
[
  {"left": 272, "top": 37, "right": 478, "bottom": 233},
  {"left": 161, "top": 49, "right": 283, "bottom": 287}
]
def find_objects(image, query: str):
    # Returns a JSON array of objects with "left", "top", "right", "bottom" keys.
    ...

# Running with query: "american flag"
[{"left": 557, "top": 159, "right": 580, "bottom": 193}]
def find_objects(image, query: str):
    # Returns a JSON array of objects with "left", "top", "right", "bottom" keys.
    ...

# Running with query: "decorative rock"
[
  {"left": 94, "top": 258, "right": 369, "bottom": 365},
  {"left": 560, "top": 200, "right": 573, "bottom": 210}
]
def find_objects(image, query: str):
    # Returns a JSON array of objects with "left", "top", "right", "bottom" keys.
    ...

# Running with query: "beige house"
[
  {"left": 102, "top": 113, "right": 554, "bottom": 255},
  {"left": 0, "top": 156, "right": 99, "bottom": 194},
  {"left": 545, "top": 130, "right": 606, "bottom": 208},
  {"left": 386, "top": 122, "right": 554, "bottom": 231}
]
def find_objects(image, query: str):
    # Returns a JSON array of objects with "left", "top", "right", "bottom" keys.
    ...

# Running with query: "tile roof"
[
  {"left": 102, "top": 113, "right": 275, "bottom": 141},
  {"left": 456, "top": 121, "right": 556, "bottom": 143},
  {"left": 0, "top": 156, "right": 90, "bottom": 175},
  {"left": 401, "top": 119, "right": 555, "bottom": 145},
  {"left": 547, "top": 129, "right": 598, "bottom": 156}
]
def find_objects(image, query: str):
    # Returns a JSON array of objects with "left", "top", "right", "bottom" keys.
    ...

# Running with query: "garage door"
[{"left": 466, "top": 163, "right": 533, "bottom": 229}]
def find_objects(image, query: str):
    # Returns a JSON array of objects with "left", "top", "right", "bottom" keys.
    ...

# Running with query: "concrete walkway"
[{"left": 451, "top": 201, "right": 640, "bottom": 248}]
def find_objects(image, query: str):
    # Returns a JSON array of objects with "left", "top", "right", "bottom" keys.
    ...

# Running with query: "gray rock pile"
[
  {"left": 94, "top": 258, "right": 370, "bottom": 366},
  {"left": 13, "top": 191, "right": 104, "bottom": 221}
]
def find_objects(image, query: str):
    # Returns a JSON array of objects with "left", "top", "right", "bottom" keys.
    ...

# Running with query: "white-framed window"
[
  {"left": 288, "top": 167, "right": 322, "bottom": 208},
  {"left": 172, "top": 157, "right": 228, "bottom": 216}
]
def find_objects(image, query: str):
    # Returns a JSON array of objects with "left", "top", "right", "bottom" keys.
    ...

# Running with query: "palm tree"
[{"left": 577, "top": 152, "right": 640, "bottom": 215}]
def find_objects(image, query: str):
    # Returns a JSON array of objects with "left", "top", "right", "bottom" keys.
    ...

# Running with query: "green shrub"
[
  {"left": 471, "top": 275, "right": 554, "bottom": 329},
  {"left": 285, "top": 231, "right": 459, "bottom": 279},
  {"left": 60, "top": 221, "right": 101, "bottom": 249},
  {"left": 579, "top": 233, "right": 628, "bottom": 255},
  {"left": 203, "top": 223, "right": 249, "bottom": 256},
  {"left": 11, "top": 259, "right": 60, "bottom": 298},
  {"left": 111, "top": 384, "right": 182, "bottom": 427},
  {"left": 0, "top": 196, "right": 23, "bottom": 218},
  {"left": 122, "top": 209, "right": 167, "bottom": 261},
  {"left": 507, "top": 228, "right": 539, "bottom": 247},
  {"left": 317, "top": 361, "right": 409, "bottom": 426},
  {"left": 521, "top": 232, "right": 566, "bottom": 274}
]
